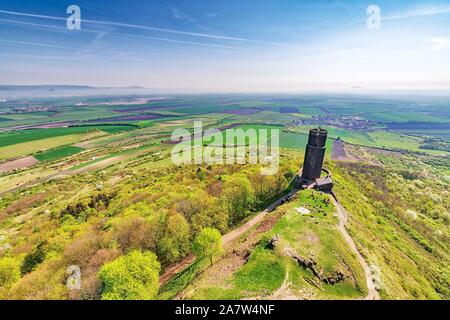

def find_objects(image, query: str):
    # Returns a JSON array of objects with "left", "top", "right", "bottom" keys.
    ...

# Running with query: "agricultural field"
[
  {"left": 289, "top": 125, "right": 449, "bottom": 156},
  {"left": 362, "top": 112, "right": 450, "bottom": 123},
  {"left": 34, "top": 146, "right": 85, "bottom": 162},
  {"left": 0, "top": 133, "right": 96, "bottom": 161},
  {"left": 0, "top": 94, "right": 448, "bottom": 301}
]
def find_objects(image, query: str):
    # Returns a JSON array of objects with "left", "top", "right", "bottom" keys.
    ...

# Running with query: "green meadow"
[
  {"left": 0, "top": 125, "right": 136, "bottom": 148},
  {"left": 34, "top": 145, "right": 85, "bottom": 162}
]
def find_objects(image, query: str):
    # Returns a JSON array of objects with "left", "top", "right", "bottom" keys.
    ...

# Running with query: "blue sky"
[{"left": 0, "top": 0, "right": 449, "bottom": 92}]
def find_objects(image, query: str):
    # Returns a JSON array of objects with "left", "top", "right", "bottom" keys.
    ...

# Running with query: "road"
[
  {"left": 331, "top": 195, "right": 380, "bottom": 300},
  {"left": 221, "top": 190, "right": 298, "bottom": 247}
]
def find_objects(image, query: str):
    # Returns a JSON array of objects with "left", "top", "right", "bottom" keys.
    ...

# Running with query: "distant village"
[
  {"left": 0, "top": 100, "right": 63, "bottom": 114},
  {"left": 293, "top": 114, "right": 370, "bottom": 130},
  {"left": 11, "top": 106, "right": 62, "bottom": 113}
]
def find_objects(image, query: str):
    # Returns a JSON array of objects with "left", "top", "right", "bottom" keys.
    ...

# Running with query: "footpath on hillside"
[{"left": 331, "top": 195, "right": 380, "bottom": 300}]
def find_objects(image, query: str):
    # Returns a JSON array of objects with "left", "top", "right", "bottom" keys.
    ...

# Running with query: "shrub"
[
  {"left": 8, "top": 258, "right": 67, "bottom": 300},
  {"left": 112, "top": 216, "right": 157, "bottom": 252},
  {"left": 20, "top": 243, "right": 46, "bottom": 275},
  {"left": 158, "top": 213, "right": 190, "bottom": 264},
  {"left": 99, "top": 250, "right": 161, "bottom": 300},
  {"left": 64, "top": 231, "right": 100, "bottom": 267},
  {"left": 0, "top": 257, "right": 21, "bottom": 287},
  {"left": 192, "top": 228, "right": 223, "bottom": 266}
]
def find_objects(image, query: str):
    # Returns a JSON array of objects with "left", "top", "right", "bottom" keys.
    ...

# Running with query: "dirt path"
[
  {"left": 221, "top": 192, "right": 295, "bottom": 248},
  {"left": 331, "top": 196, "right": 380, "bottom": 300},
  {"left": 331, "top": 139, "right": 348, "bottom": 161},
  {"left": 271, "top": 270, "right": 295, "bottom": 300},
  {"left": 160, "top": 189, "right": 300, "bottom": 286}
]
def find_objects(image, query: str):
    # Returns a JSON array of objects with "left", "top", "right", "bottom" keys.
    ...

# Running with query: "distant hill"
[
  {"left": 0, "top": 85, "right": 151, "bottom": 98},
  {"left": 0, "top": 85, "right": 97, "bottom": 91}
]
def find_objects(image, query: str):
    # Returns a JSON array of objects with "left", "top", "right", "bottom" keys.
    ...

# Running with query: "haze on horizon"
[{"left": 0, "top": 0, "right": 450, "bottom": 93}]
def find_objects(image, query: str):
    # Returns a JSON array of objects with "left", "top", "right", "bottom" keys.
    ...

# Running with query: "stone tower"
[{"left": 301, "top": 128, "right": 327, "bottom": 181}]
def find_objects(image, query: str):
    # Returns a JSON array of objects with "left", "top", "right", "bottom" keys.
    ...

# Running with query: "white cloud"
[
  {"left": 429, "top": 37, "right": 450, "bottom": 50},
  {"left": 384, "top": 4, "right": 450, "bottom": 20},
  {"left": 169, "top": 6, "right": 195, "bottom": 22}
]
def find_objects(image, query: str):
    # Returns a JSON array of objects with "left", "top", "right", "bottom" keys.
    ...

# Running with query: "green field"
[
  {"left": 34, "top": 145, "right": 85, "bottom": 162},
  {"left": 0, "top": 125, "right": 135, "bottom": 148},
  {"left": 363, "top": 112, "right": 450, "bottom": 123},
  {"left": 389, "top": 129, "right": 450, "bottom": 142},
  {"left": 180, "top": 124, "right": 333, "bottom": 158},
  {"left": 290, "top": 125, "right": 449, "bottom": 156},
  {"left": 0, "top": 133, "right": 100, "bottom": 161}
]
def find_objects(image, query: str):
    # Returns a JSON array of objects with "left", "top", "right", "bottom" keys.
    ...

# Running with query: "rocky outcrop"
[
  {"left": 283, "top": 246, "right": 345, "bottom": 285},
  {"left": 322, "top": 271, "right": 345, "bottom": 284},
  {"left": 266, "top": 234, "right": 280, "bottom": 250}
]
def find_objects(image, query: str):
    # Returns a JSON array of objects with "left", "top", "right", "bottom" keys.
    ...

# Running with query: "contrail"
[
  {"left": 0, "top": 38, "right": 72, "bottom": 49},
  {"left": 0, "top": 9, "right": 296, "bottom": 47},
  {"left": 110, "top": 32, "right": 244, "bottom": 50},
  {"left": 0, "top": 17, "right": 97, "bottom": 33},
  {"left": 0, "top": 18, "right": 243, "bottom": 51},
  {"left": 0, "top": 9, "right": 252, "bottom": 42}
]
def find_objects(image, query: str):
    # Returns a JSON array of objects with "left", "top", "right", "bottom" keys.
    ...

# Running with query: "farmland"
[
  {"left": 34, "top": 146, "right": 85, "bottom": 162},
  {"left": 0, "top": 93, "right": 448, "bottom": 301}
]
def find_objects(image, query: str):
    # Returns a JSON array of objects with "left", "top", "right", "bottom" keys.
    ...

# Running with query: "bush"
[
  {"left": 221, "top": 174, "right": 255, "bottom": 226},
  {"left": 99, "top": 250, "right": 161, "bottom": 300},
  {"left": 21, "top": 243, "right": 46, "bottom": 275},
  {"left": 158, "top": 213, "right": 190, "bottom": 264},
  {"left": 0, "top": 257, "right": 21, "bottom": 287},
  {"left": 112, "top": 216, "right": 158, "bottom": 252},
  {"left": 64, "top": 231, "right": 100, "bottom": 267},
  {"left": 8, "top": 258, "right": 67, "bottom": 300},
  {"left": 193, "top": 228, "right": 223, "bottom": 266}
]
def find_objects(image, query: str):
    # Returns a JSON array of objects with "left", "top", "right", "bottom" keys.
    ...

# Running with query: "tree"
[
  {"left": 177, "top": 191, "right": 228, "bottom": 234},
  {"left": 221, "top": 174, "right": 255, "bottom": 225},
  {"left": 21, "top": 242, "right": 46, "bottom": 275},
  {"left": 0, "top": 257, "right": 20, "bottom": 288},
  {"left": 99, "top": 250, "right": 160, "bottom": 300},
  {"left": 112, "top": 216, "right": 158, "bottom": 252},
  {"left": 192, "top": 228, "right": 223, "bottom": 266},
  {"left": 158, "top": 213, "right": 190, "bottom": 264}
]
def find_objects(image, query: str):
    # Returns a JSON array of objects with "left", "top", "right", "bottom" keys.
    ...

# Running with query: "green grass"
[
  {"left": 0, "top": 125, "right": 134, "bottom": 148},
  {"left": 188, "top": 189, "right": 366, "bottom": 300},
  {"left": 390, "top": 129, "right": 450, "bottom": 142},
  {"left": 158, "top": 259, "right": 207, "bottom": 300},
  {"left": 332, "top": 163, "right": 447, "bottom": 299},
  {"left": 88, "top": 125, "right": 137, "bottom": 133},
  {"left": 0, "top": 133, "right": 97, "bottom": 161},
  {"left": 290, "top": 125, "right": 449, "bottom": 156},
  {"left": 298, "top": 106, "right": 326, "bottom": 115},
  {"left": 180, "top": 124, "right": 334, "bottom": 159},
  {"left": 363, "top": 112, "right": 450, "bottom": 123},
  {"left": 264, "top": 191, "right": 367, "bottom": 298},
  {"left": 34, "top": 145, "right": 84, "bottom": 162},
  {"left": 233, "top": 246, "right": 285, "bottom": 292},
  {"left": 241, "top": 111, "right": 297, "bottom": 123},
  {"left": 189, "top": 246, "right": 286, "bottom": 300}
]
